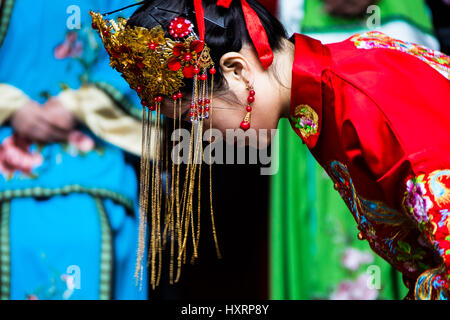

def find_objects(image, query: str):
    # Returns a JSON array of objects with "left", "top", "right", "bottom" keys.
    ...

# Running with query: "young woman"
[{"left": 94, "top": 0, "right": 450, "bottom": 299}]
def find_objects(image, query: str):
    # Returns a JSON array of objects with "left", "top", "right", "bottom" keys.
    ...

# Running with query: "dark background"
[
  {"left": 426, "top": 0, "right": 450, "bottom": 54},
  {"left": 146, "top": 161, "right": 271, "bottom": 300}
]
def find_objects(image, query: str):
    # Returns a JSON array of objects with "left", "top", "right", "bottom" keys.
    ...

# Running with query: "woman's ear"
[{"left": 219, "top": 52, "right": 254, "bottom": 86}]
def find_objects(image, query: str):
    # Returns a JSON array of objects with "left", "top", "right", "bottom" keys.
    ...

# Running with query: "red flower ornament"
[{"left": 168, "top": 40, "right": 205, "bottom": 78}]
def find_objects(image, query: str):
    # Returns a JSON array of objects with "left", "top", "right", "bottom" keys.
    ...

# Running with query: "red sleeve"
[
  {"left": 336, "top": 79, "right": 450, "bottom": 299},
  {"left": 334, "top": 77, "right": 407, "bottom": 207}
]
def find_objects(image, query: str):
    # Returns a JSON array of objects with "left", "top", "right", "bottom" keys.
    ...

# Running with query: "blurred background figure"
[
  {"left": 281, "top": 0, "right": 439, "bottom": 48},
  {"left": 426, "top": 0, "right": 450, "bottom": 54},
  {"left": 0, "top": 0, "right": 146, "bottom": 300},
  {"left": 270, "top": 0, "right": 439, "bottom": 300}
]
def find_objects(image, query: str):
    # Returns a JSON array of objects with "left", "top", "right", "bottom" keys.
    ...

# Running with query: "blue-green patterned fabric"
[{"left": 0, "top": 0, "right": 147, "bottom": 300}]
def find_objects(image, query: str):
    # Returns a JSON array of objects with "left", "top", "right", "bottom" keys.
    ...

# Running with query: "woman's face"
[
  {"left": 159, "top": 89, "right": 280, "bottom": 149},
  {"left": 158, "top": 46, "right": 286, "bottom": 149}
]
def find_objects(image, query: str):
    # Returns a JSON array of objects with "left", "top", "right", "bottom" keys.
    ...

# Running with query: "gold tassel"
[
  {"left": 138, "top": 68, "right": 222, "bottom": 289},
  {"left": 209, "top": 74, "right": 222, "bottom": 259}
]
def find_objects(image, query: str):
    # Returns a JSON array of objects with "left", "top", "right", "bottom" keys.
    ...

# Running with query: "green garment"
[
  {"left": 270, "top": 120, "right": 409, "bottom": 300},
  {"left": 302, "top": 0, "right": 434, "bottom": 35}
]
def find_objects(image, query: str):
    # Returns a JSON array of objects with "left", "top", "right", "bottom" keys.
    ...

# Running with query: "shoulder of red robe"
[{"left": 289, "top": 33, "right": 331, "bottom": 149}]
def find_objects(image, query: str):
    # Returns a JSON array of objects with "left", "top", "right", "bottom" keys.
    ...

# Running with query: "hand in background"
[
  {"left": 323, "top": 0, "right": 379, "bottom": 18},
  {"left": 10, "top": 99, "right": 76, "bottom": 143}
]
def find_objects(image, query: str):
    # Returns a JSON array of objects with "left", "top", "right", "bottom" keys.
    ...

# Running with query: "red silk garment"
[
  {"left": 194, "top": 0, "right": 206, "bottom": 41},
  {"left": 289, "top": 31, "right": 450, "bottom": 300}
]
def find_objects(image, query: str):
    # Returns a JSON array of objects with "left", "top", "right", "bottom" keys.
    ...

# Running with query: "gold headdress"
[{"left": 90, "top": 6, "right": 221, "bottom": 289}]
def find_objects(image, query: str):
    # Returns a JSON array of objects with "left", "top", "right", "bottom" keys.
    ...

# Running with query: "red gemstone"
[
  {"left": 172, "top": 94, "right": 178, "bottom": 101},
  {"left": 182, "top": 64, "right": 196, "bottom": 78},
  {"left": 200, "top": 75, "right": 207, "bottom": 81},
  {"left": 194, "top": 67, "right": 200, "bottom": 74},
  {"left": 148, "top": 43, "right": 157, "bottom": 50},
  {"left": 150, "top": 105, "right": 156, "bottom": 112},
  {"left": 184, "top": 53, "right": 192, "bottom": 62},
  {"left": 137, "top": 62, "right": 145, "bottom": 69},
  {"left": 249, "top": 90, "right": 256, "bottom": 97},
  {"left": 240, "top": 121, "right": 251, "bottom": 131},
  {"left": 189, "top": 112, "right": 194, "bottom": 117},
  {"left": 157, "top": 96, "right": 163, "bottom": 103},
  {"left": 205, "top": 106, "right": 210, "bottom": 112},
  {"left": 92, "top": 23, "right": 98, "bottom": 30},
  {"left": 102, "top": 30, "right": 109, "bottom": 37},
  {"left": 246, "top": 106, "right": 253, "bottom": 112},
  {"left": 205, "top": 99, "right": 211, "bottom": 105},
  {"left": 177, "top": 92, "right": 184, "bottom": 99},
  {"left": 210, "top": 68, "right": 216, "bottom": 75},
  {"left": 248, "top": 96, "right": 255, "bottom": 103},
  {"left": 190, "top": 104, "right": 196, "bottom": 109},
  {"left": 141, "top": 100, "right": 149, "bottom": 107},
  {"left": 136, "top": 86, "right": 143, "bottom": 93},
  {"left": 153, "top": 97, "right": 159, "bottom": 103}
]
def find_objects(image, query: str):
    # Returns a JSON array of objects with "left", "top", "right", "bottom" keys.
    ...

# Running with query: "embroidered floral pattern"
[
  {"left": 351, "top": 31, "right": 450, "bottom": 80},
  {"left": 0, "top": 131, "right": 100, "bottom": 181},
  {"left": 415, "top": 265, "right": 448, "bottom": 300},
  {"left": 409, "top": 171, "right": 450, "bottom": 293},
  {"left": 54, "top": 32, "right": 83, "bottom": 59},
  {"left": 399, "top": 170, "right": 450, "bottom": 298},
  {"left": 290, "top": 104, "right": 319, "bottom": 139},
  {"left": 327, "top": 161, "right": 435, "bottom": 288},
  {"left": 54, "top": 26, "right": 102, "bottom": 85},
  {"left": 428, "top": 170, "right": 450, "bottom": 207},
  {"left": 67, "top": 131, "right": 96, "bottom": 155},
  {"left": 404, "top": 175, "right": 433, "bottom": 224},
  {"left": 329, "top": 161, "right": 408, "bottom": 227},
  {"left": 0, "top": 135, "right": 43, "bottom": 179},
  {"left": 26, "top": 254, "right": 79, "bottom": 300}
]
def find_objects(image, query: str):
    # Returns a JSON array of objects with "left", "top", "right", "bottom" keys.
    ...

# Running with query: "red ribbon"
[
  {"left": 217, "top": 0, "right": 233, "bottom": 7},
  {"left": 194, "top": 0, "right": 206, "bottom": 41},
  {"left": 216, "top": 0, "right": 274, "bottom": 69}
]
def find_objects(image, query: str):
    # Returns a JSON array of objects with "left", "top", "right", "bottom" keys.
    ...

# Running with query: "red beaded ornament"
[
  {"left": 169, "top": 17, "right": 194, "bottom": 38},
  {"left": 240, "top": 86, "right": 255, "bottom": 131}
]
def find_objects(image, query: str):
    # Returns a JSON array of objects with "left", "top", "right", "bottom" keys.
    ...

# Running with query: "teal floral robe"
[{"left": 0, "top": 0, "right": 147, "bottom": 300}]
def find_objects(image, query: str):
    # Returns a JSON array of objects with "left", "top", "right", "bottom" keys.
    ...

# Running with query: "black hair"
[{"left": 127, "top": 0, "right": 287, "bottom": 93}]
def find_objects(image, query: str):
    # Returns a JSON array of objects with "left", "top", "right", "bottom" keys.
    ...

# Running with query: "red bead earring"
[{"left": 240, "top": 85, "right": 255, "bottom": 131}]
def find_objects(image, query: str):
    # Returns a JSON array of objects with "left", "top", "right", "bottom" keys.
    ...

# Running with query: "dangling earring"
[{"left": 240, "top": 85, "right": 255, "bottom": 131}]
